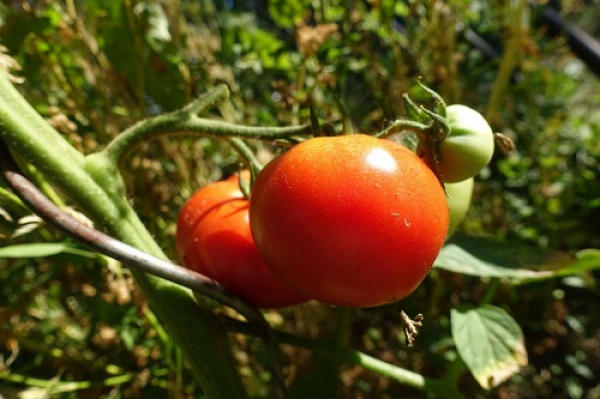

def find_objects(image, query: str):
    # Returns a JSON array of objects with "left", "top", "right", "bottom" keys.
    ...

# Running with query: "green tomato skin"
[
  {"left": 439, "top": 105, "right": 494, "bottom": 183},
  {"left": 446, "top": 177, "right": 474, "bottom": 238}
]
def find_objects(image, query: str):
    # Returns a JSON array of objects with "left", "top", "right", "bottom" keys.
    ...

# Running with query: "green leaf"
[
  {"left": 451, "top": 305, "right": 527, "bottom": 389},
  {"left": 434, "top": 242, "right": 553, "bottom": 279},
  {"left": 0, "top": 243, "right": 96, "bottom": 259},
  {"left": 433, "top": 236, "right": 598, "bottom": 282}
]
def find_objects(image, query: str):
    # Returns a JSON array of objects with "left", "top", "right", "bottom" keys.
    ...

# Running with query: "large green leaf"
[
  {"left": 451, "top": 305, "right": 527, "bottom": 389},
  {"left": 434, "top": 236, "right": 600, "bottom": 282},
  {"left": 434, "top": 242, "right": 553, "bottom": 279}
]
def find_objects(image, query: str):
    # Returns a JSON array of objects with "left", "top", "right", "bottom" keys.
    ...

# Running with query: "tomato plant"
[
  {"left": 445, "top": 177, "right": 474, "bottom": 238},
  {"left": 438, "top": 105, "right": 495, "bottom": 183},
  {"left": 176, "top": 172, "right": 307, "bottom": 309},
  {"left": 249, "top": 134, "right": 449, "bottom": 308}
]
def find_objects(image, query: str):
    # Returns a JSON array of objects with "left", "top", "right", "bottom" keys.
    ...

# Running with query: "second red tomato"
[{"left": 176, "top": 172, "right": 307, "bottom": 309}]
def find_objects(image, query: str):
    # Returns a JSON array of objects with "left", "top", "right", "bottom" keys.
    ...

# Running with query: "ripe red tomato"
[
  {"left": 249, "top": 135, "right": 449, "bottom": 307},
  {"left": 176, "top": 172, "right": 307, "bottom": 308}
]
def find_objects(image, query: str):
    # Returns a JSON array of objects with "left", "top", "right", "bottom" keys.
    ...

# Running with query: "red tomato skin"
[
  {"left": 249, "top": 135, "right": 449, "bottom": 307},
  {"left": 176, "top": 174, "right": 307, "bottom": 309},
  {"left": 176, "top": 178, "right": 241, "bottom": 266}
]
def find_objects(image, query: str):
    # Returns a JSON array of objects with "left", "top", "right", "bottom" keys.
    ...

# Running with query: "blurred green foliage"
[{"left": 1, "top": 0, "right": 599, "bottom": 398}]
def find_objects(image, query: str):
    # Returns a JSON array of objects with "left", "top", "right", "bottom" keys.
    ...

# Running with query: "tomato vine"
[{"left": 0, "top": 69, "right": 502, "bottom": 399}]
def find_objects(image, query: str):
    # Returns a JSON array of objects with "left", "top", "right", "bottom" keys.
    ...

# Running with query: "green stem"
[
  {"left": 309, "top": 103, "right": 324, "bottom": 136},
  {"left": 0, "top": 72, "right": 84, "bottom": 182},
  {"left": 0, "top": 71, "right": 252, "bottom": 398},
  {"left": 427, "top": 269, "right": 446, "bottom": 317},
  {"left": 441, "top": 352, "right": 464, "bottom": 387},
  {"left": 0, "top": 371, "right": 133, "bottom": 393},
  {"left": 228, "top": 137, "right": 263, "bottom": 189},
  {"left": 291, "top": 57, "right": 308, "bottom": 126},
  {"left": 333, "top": 307, "right": 352, "bottom": 346},
  {"left": 226, "top": 318, "right": 465, "bottom": 399},
  {"left": 0, "top": 186, "right": 28, "bottom": 213},
  {"left": 376, "top": 119, "right": 430, "bottom": 139},
  {"left": 180, "top": 83, "right": 230, "bottom": 115},
  {"left": 416, "top": 79, "right": 447, "bottom": 117},
  {"left": 480, "top": 278, "right": 501, "bottom": 305},
  {"left": 12, "top": 154, "right": 66, "bottom": 207},
  {"left": 334, "top": 96, "right": 354, "bottom": 135},
  {"left": 0, "top": 74, "right": 129, "bottom": 237},
  {"left": 102, "top": 114, "right": 313, "bottom": 164},
  {"left": 101, "top": 86, "right": 313, "bottom": 165}
]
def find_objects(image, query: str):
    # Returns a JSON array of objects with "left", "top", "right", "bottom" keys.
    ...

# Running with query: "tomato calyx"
[
  {"left": 402, "top": 83, "right": 452, "bottom": 184},
  {"left": 413, "top": 106, "right": 450, "bottom": 185},
  {"left": 379, "top": 80, "right": 499, "bottom": 185},
  {"left": 378, "top": 82, "right": 450, "bottom": 184}
]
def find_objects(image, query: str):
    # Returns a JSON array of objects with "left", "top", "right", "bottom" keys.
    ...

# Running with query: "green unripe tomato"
[
  {"left": 438, "top": 105, "right": 494, "bottom": 183},
  {"left": 446, "top": 177, "right": 474, "bottom": 238}
]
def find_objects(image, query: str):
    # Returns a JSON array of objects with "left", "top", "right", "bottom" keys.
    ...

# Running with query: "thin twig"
[{"left": 0, "top": 141, "right": 286, "bottom": 399}]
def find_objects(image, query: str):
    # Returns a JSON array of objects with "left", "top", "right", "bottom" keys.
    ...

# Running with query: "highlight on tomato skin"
[
  {"left": 175, "top": 172, "right": 308, "bottom": 309},
  {"left": 249, "top": 134, "right": 449, "bottom": 308}
]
